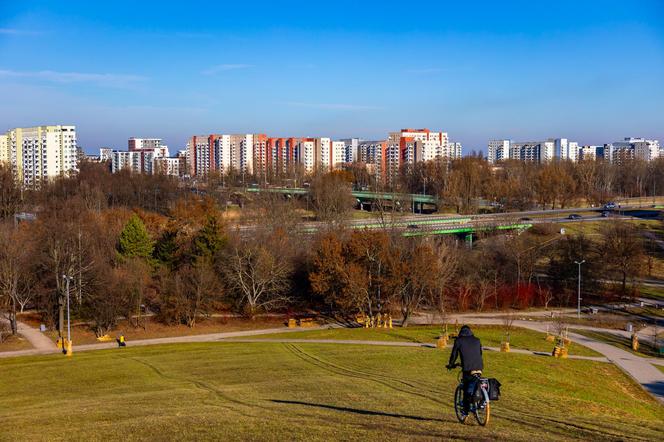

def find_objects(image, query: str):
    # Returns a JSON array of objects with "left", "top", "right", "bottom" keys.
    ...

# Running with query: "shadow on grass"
[{"left": 270, "top": 399, "right": 443, "bottom": 422}]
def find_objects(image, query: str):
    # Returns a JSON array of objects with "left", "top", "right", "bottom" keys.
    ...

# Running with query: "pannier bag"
[{"left": 488, "top": 378, "right": 502, "bottom": 400}]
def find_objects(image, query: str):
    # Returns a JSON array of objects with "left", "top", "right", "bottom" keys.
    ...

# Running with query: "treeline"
[
  {"left": 395, "top": 156, "right": 664, "bottom": 213},
  {"left": 0, "top": 191, "right": 648, "bottom": 336}
]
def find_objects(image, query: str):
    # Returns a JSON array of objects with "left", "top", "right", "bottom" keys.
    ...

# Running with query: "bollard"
[
  {"left": 437, "top": 335, "right": 448, "bottom": 349},
  {"left": 388, "top": 316, "right": 393, "bottom": 329},
  {"left": 560, "top": 347, "right": 568, "bottom": 359},
  {"left": 631, "top": 333, "right": 639, "bottom": 352},
  {"left": 288, "top": 318, "right": 297, "bottom": 328},
  {"left": 65, "top": 339, "right": 73, "bottom": 357},
  {"left": 500, "top": 342, "right": 510, "bottom": 352},
  {"left": 552, "top": 346, "right": 561, "bottom": 358},
  {"left": 545, "top": 334, "right": 555, "bottom": 342}
]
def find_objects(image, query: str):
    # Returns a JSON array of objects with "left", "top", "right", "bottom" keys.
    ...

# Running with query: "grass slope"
[
  {"left": 254, "top": 325, "right": 602, "bottom": 357},
  {"left": 0, "top": 334, "right": 32, "bottom": 353},
  {"left": 0, "top": 342, "right": 661, "bottom": 441}
]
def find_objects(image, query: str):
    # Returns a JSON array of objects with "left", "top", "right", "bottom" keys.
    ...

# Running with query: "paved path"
[
  {"left": 0, "top": 319, "right": 58, "bottom": 358},
  {"left": 412, "top": 313, "right": 664, "bottom": 404},
  {"left": 2, "top": 314, "right": 663, "bottom": 404}
]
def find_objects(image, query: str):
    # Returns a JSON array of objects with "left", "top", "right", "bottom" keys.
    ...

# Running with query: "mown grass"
[
  {"left": 640, "top": 286, "right": 664, "bottom": 301},
  {"left": 0, "top": 342, "right": 661, "bottom": 441},
  {"left": 254, "top": 325, "right": 602, "bottom": 357},
  {"left": 0, "top": 334, "right": 32, "bottom": 353}
]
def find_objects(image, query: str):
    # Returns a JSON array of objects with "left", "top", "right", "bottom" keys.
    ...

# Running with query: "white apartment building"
[
  {"left": 0, "top": 125, "right": 77, "bottom": 187},
  {"left": 487, "top": 139, "right": 511, "bottom": 163},
  {"left": 228, "top": 134, "right": 254, "bottom": 174},
  {"left": 449, "top": 142, "right": 462, "bottom": 159},
  {"left": 111, "top": 150, "right": 140, "bottom": 173},
  {"left": 153, "top": 157, "right": 180, "bottom": 176},
  {"left": 213, "top": 135, "right": 231, "bottom": 172},
  {"left": 553, "top": 138, "right": 580, "bottom": 162},
  {"left": 578, "top": 145, "right": 599, "bottom": 161},
  {"left": 509, "top": 140, "right": 555, "bottom": 163},
  {"left": 296, "top": 139, "right": 316, "bottom": 173},
  {"left": 128, "top": 137, "right": 163, "bottom": 151},
  {"left": 341, "top": 138, "right": 361, "bottom": 163},
  {"left": 99, "top": 147, "right": 113, "bottom": 162},
  {"left": 631, "top": 138, "right": 660, "bottom": 162}
]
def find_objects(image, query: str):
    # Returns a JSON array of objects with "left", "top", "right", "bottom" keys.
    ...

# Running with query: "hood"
[{"left": 458, "top": 326, "right": 473, "bottom": 337}]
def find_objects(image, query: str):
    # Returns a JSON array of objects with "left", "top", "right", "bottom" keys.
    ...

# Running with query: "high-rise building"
[
  {"left": 153, "top": 157, "right": 180, "bottom": 176},
  {"left": 358, "top": 140, "right": 387, "bottom": 183},
  {"left": 0, "top": 125, "right": 77, "bottom": 187},
  {"left": 341, "top": 138, "right": 361, "bottom": 163},
  {"left": 296, "top": 138, "right": 316, "bottom": 173},
  {"left": 509, "top": 140, "right": 554, "bottom": 163},
  {"left": 449, "top": 142, "right": 462, "bottom": 159},
  {"left": 487, "top": 139, "right": 511, "bottom": 163}
]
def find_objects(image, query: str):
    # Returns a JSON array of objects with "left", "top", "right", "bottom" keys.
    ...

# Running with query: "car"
[
  {"left": 407, "top": 224, "right": 420, "bottom": 229},
  {"left": 519, "top": 217, "right": 532, "bottom": 221},
  {"left": 568, "top": 214, "right": 582, "bottom": 220},
  {"left": 601, "top": 211, "right": 610, "bottom": 217},
  {"left": 604, "top": 202, "right": 617, "bottom": 210}
]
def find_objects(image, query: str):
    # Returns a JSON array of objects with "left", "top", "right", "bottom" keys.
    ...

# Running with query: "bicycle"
[{"left": 448, "top": 364, "right": 490, "bottom": 426}]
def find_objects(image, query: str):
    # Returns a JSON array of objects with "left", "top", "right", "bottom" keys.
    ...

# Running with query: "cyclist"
[{"left": 446, "top": 325, "right": 483, "bottom": 420}]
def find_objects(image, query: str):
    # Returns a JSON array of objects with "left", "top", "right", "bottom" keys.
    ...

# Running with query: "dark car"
[
  {"left": 519, "top": 217, "right": 532, "bottom": 221},
  {"left": 568, "top": 214, "right": 582, "bottom": 220},
  {"left": 601, "top": 211, "right": 610, "bottom": 217},
  {"left": 407, "top": 224, "right": 419, "bottom": 229}
]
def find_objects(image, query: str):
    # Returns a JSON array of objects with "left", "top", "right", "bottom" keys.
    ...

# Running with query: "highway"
[{"left": 233, "top": 204, "right": 657, "bottom": 236}]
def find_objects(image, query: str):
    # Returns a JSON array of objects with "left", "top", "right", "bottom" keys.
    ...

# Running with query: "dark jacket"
[{"left": 448, "top": 326, "right": 483, "bottom": 372}]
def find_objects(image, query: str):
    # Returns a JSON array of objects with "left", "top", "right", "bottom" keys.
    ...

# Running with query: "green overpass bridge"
[{"left": 245, "top": 187, "right": 438, "bottom": 210}]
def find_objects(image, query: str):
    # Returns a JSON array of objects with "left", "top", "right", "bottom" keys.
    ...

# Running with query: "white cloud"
[
  {"left": 201, "top": 64, "right": 254, "bottom": 75},
  {"left": 0, "top": 69, "right": 147, "bottom": 88},
  {"left": 284, "top": 101, "right": 383, "bottom": 111}
]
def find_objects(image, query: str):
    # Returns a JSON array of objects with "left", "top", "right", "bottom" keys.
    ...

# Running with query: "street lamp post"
[{"left": 574, "top": 260, "right": 586, "bottom": 319}]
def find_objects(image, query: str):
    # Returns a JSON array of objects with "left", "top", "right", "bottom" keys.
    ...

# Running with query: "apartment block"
[
  {"left": 510, "top": 140, "right": 554, "bottom": 163},
  {"left": 0, "top": 125, "right": 77, "bottom": 187},
  {"left": 449, "top": 142, "right": 462, "bottom": 159},
  {"left": 296, "top": 138, "right": 316, "bottom": 173},
  {"left": 553, "top": 138, "right": 580, "bottom": 162},
  {"left": 487, "top": 139, "right": 511, "bottom": 164},
  {"left": 153, "top": 157, "right": 180, "bottom": 176}
]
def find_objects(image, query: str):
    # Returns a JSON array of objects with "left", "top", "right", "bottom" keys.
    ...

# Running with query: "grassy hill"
[
  {"left": 0, "top": 342, "right": 661, "bottom": 441},
  {"left": 251, "top": 325, "right": 603, "bottom": 357}
]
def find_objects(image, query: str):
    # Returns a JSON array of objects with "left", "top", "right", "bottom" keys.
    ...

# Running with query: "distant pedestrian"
[{"left": 117, "top": 335, "right": 126, "bottom": 347}]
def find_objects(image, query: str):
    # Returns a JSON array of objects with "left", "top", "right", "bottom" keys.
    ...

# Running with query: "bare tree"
[
  {"left": 309, "top": 171, "right": 355, "bottom": 224},
  {"left": 0, "top": 223, "right": 34, "bottom": 334},
  {"left": 225, "top": 231, "right": 294, "bottom": 318}
]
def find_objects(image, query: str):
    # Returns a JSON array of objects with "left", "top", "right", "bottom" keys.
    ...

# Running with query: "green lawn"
[
  {"left": 0, "top": 334, "right": 32, "bottom": 353},
  {"left": 640, "top": 286, "right": 664, "bottom": 301},
  {"left": 255, "top": 325, "right": 602, "bottom": 357},
  {"left": 571, "top": 329, "right": 663, "bottom": 358},
  {"left": 0, "top": 342, "right": 661, "bottom": 441}
]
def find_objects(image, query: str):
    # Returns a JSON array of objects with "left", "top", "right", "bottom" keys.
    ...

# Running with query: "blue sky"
[{"left": 1, "top": 1, "right": 663, "bottom": 154}]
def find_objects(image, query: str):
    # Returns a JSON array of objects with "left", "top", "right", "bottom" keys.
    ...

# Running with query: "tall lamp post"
[
  {"left": 574, "top": 260, "right": 585, "bottom": 319},
  {"left": 62, "top": 275, "right": 73, "bottom": 356}
]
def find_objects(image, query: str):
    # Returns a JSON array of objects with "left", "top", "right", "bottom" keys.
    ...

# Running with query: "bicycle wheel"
[
  {"left": 474, "top": 399, "right": 490, "bottom": 426},
  {"left": 454, "top": 385, "right": 467, "bottom": 423}
]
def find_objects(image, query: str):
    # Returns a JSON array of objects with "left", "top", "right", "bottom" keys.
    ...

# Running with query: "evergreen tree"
[
  {"left": 118, "top": 214, "right": 154, "bottom": 260},
  {"left": 153, "top": 229, "right": 179, "bottom": 269},
  {"left": 191, "top": 215, "right": 225, "bottom": 261}
]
